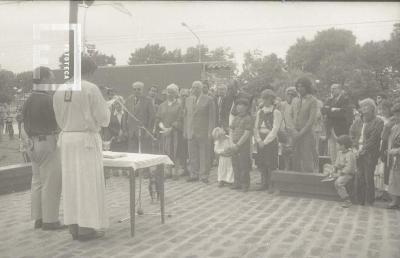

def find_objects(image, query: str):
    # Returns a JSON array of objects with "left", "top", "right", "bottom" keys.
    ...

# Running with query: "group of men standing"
[{"left": 24, "top": 52, "right": 382, "bottom": 242}]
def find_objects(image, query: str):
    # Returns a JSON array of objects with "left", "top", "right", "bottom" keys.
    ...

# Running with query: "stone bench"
[
  {"left": 0, "top": 163, "right": 32, "bottom": 195},
  {"left": 271, "top": 170, "right": 340, "bottom": 199}
]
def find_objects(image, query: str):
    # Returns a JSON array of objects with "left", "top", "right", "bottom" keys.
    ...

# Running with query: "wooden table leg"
[
  {"left": 158, "top": 164, "right": 165, "bottom": 224},
  {"left": 129, "top": 167, "right": 136, "bottom": 237}
]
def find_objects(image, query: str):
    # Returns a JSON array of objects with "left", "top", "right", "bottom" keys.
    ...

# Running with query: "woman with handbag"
[{"left": 254, "top": 89, "right": 283, "bottom": 191}]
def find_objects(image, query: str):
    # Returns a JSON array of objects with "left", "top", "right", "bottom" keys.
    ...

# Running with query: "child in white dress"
[{"left": 212, "top": 127, "right": 234, "bottom": 187}]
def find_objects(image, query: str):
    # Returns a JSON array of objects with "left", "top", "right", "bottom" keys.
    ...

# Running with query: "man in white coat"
[{"left": 53, "top": 56, "right": 110, "bottom": 241}]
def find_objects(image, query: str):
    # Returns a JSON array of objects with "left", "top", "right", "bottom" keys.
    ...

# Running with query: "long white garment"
[
  {"left": 53, "top": 80, "right": 110, "bottom": 229},
  {"left": 214, "top": 138, "right": 234, "bottom": 183}
]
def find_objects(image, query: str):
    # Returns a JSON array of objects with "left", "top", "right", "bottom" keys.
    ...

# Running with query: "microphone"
[{"left": 113, "top": 97, "right": 157, "bottom": 141}]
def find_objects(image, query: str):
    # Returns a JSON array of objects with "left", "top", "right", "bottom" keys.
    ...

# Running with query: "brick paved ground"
[{"left": 1, "top": 169, "right": 400, "bottom": 258}]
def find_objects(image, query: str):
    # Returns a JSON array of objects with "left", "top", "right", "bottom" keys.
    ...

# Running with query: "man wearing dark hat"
[
  {"left": 23, "top": 66, "right": 64, "bottom": 230},
  {"left": 291, "top": 77, "right": 318, "bottom": 173}
]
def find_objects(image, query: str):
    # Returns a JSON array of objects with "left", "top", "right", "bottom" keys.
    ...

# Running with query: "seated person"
[{"left": 329, "top": 135, "right": 356, "bottom": 208}]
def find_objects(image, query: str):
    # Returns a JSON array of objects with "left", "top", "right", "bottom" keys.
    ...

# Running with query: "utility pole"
[
  {"left": 69, "top": 0, "right": 79, "bottom": 79},
  {"left": 181, "top": 22, "right": 202, "bottom": 63}
]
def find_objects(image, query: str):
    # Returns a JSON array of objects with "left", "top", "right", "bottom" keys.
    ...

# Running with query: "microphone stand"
[
  {"left": 111, "top": 97, "right": 160, "bottom": 219},
  {"left": 113, "top": 97, "right": 157, "bottom": 143}
]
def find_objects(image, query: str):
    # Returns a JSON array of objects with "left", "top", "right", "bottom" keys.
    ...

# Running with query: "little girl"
[{"left": 212, "top": 127, "right": 234, "bottom": 187}]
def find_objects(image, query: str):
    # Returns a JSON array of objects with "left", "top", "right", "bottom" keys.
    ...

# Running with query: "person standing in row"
[
  {"left": 291, "top": 77, "right": 318, "bottom": 173},
  {"left": 124, "top": 81, "right": 155, "bottom": 153},
  {"left": 387, "top": 103, "right": 400, "bottom": 209},
  {"left": 23, "top": 66, "right": 64, "bottom": 230},
  {"left": 53, "top": 56, "right": 111, "bottom": 241},
  {"left": 156, "top": 84, "right": 183, "bottom": 179},
  {"left": 185, "top": 81, "right": 216, "bottom": 183},
  {"left": 254, "top": 89, "right": 282, "bottom": 191},
  {"left": 322, "top": 83, "right": 353, "bottom": 163},
  {"left": 354, "top": 98, "right": 384, "bottom": 206},
  {"left": 230, "top": 98, "right": 253, "bottom": 192}
]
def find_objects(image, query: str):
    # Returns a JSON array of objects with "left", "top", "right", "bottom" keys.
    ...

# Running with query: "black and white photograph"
[{"left": 0, "top": 1, "right": 400, "bottom": 257}]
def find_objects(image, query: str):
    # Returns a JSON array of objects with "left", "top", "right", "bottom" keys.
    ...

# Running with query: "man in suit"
[
  {"left": 214, "top": 83, "right": 234, "bottom": 134},
  {"left": 321, "top": 83, "right": 353, "bottom": 162},
  {"left": 355, "top": 98, "right": 384, "bottom": 206},
  {"left": 124, "top": 81, "right": 155, "bottom": 153},
  {"left": 185, "top": 81, "right": 216, "bottom": 183}
]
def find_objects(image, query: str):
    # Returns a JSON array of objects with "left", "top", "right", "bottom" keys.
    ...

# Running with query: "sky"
[{"left": 0, "top": 1, "right": 399, "bottom": 73}]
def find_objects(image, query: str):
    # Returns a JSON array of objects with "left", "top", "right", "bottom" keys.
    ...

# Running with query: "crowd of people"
[{"left": 18, "top": 55, "right": 400, "bottom": 242}]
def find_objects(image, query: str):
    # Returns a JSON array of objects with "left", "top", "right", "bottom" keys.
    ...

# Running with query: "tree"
[
  {"left": 239, "top": 50, "right": 286, "bottom": 93},
  {"left": 128, "top": 44, "right": 182, "bottom": 65},
  {"left": 286, "top": 37, "right": 313, "bottom": 72},
  {"left": 286, "top": 28, "right": 357, "bottom": 74},
  {"left": 89, "top": 51, "right": 116, "bottom": 66},
  {"left": 0, "top": 69, "right": 16, "bottom": 103},
  {"left": 15, "top": 71, "right": 33, "bottom": 93},
  {"left": 59, "top": 49, "right": 116, "bottom": 68}
]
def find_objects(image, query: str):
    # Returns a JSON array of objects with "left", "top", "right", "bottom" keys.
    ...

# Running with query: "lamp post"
[{"left": 181, "top": 22, "right": 201, "bottom": 63}]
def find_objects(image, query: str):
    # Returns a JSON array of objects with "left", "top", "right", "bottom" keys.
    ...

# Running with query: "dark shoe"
[
  {"left": 231, "top": 184, "right": 241, "bottom": 190},
  {"left": 42, "top": 221, "right": 68, "bottom": 231},
  {"left": 201, "top": 178, "right": 209, "bottom": 184},
  {"left": 255, "top": 185, "right": 268, "bottom": 191},
  {"left": 218, "top": 181, "right": 225, "bottom": 187},
  {"left": 34, "top": 219, "right": 42, "bottom": 229},
  {"left": 386, "top": 203, "right": 399, "bottom": 209},
  {"left": 69, "top": 224, "right": 79, "bottom": 240},
  {"left": 186, "top": 177, "right": 198, "bottom": 182},
  {"left": 241, "top": 186, "right": 249, "bottom": 192},
  {"left": 77, "top": 231, "right": 105, "bottom": 241},
  {"left": 341, "top": 199, "right": 352, "bottom": 208}
]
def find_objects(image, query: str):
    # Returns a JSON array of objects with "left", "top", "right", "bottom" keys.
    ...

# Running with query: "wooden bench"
[
  {"left": 271, "top": 170, "right": 340, "bottom": 199},
  {"left": 0, "top": 163, "right": 32, "bottom": 195}
]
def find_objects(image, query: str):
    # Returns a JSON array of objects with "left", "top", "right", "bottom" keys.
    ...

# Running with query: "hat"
[
  {"left": 337, "top": 135, "right": 353, "bottom": 149},
  {"left": 391, "top": 103, "right": 400, "bottom": 113},
  {"left": 261, "top": 89, "right": 276, "bottom": 99},
  {"left": 285, "top": 87, "right": 297, "bottom": 95},
  {"left": 236, "top": 98, "right": 250, "bottom": 107}
]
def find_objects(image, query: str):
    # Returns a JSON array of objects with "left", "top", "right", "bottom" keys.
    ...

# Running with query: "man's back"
[
  {"left": 53, "top": 80, "right": 110, "bottom": 133},
  {"left": 23, "top": 91, "right": 58, "bottom": 137}
]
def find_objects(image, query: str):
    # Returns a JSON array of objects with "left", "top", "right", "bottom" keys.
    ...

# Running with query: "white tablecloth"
[{"left": 103, "top": 151, "right": 173, "bottom": 170}]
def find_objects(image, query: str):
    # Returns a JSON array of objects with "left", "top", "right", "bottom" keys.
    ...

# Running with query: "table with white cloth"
[{"left": 103, "top": 151, "right": 173, "bottom": 237}]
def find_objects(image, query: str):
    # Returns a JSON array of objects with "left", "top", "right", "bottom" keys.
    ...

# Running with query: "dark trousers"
[
  {"left": 188, "top": 136, "right": 211, "bottom": 180},
  {"left": 232, "top": 141, "right": 251, "bottom": 189},
  {"left": 355, "top": 154, "right": 378, "bottom": 205}
]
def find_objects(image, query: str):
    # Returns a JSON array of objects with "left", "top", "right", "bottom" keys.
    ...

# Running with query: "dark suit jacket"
[
  {"left": 214, "top": 95, "right": 234, "bottom": 132},
  {"left": 322, "top": 94, "right": 353, "bottom": 136},
  {"left": 359, "top": 116, "right": 384, "bottom": 161},
  {"left": 186, "top": 94, "right": 216, "bottom": 140},
  {"left": 124, "top": 95, "right": 155, "bottom": 138}
]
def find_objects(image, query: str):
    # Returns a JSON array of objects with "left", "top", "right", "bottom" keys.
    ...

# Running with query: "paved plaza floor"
[{"left": 1, "top": 170, "right": 400, "bottom": 258}]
